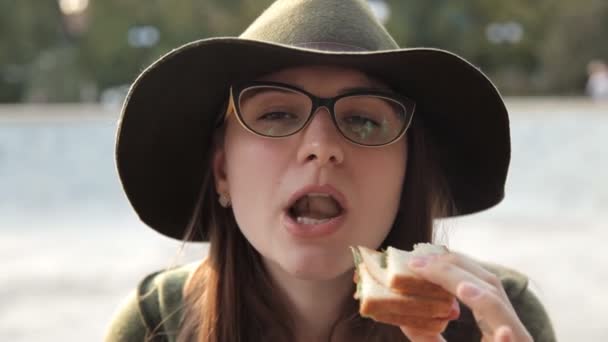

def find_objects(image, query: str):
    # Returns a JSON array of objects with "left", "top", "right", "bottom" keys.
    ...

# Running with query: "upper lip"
[{"left": 285, "top": 184, "right": 348, "bottom": 213}]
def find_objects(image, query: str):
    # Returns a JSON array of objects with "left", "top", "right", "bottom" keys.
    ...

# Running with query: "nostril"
[
  {"left": 305, "top": 153, "right": 339, "bottom": 163},
  {"left": 297, "top": 132, "right": 345, "bottom": 165}
]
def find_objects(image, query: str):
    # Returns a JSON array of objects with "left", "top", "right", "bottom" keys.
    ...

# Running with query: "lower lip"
[{"left": 282, "top": 211, "right": 346, "bottom": 238}]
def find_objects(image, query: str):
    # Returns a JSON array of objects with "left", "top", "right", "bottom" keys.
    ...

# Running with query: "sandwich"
[{"left": 351, "top": 243, "right": 456, "bottom": 334}]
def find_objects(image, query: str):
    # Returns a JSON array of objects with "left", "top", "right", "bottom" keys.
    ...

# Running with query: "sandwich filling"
[{"left": 288, "top": 193, "right": 343, "bottom": 224}]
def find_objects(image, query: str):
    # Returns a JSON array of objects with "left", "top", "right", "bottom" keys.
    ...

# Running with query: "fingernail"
[
  {"left": 496, "top": 326, "right": 514, "bottom": 342},
  {"left": 409, "top": 256, "right": 430, "bottom": 268},
  {"left": 449, "top": 299, "right": 461, "bottom": 320},
  {"left": 459, "top": 282, "right": 482, "bottom": 300}
]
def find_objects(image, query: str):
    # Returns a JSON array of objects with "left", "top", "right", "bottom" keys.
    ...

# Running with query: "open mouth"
[{"left": 287, "top": 193, "right": 345, "bottom": 225}]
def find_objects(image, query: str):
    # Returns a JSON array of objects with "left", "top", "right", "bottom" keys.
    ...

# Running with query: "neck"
[{"left": 263, "top": 260, "right": 355, "bottom": 342}]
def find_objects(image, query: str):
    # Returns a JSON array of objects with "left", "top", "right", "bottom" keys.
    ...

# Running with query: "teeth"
[
  {"left": 296, "top": 216, "right": 331, "bottom": 225},
  {"left": 306, "top": 193, "right": 331, "bottom": 198}
]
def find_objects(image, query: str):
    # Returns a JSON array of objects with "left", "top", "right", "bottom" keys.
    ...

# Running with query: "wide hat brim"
[{"left": 116, "top": 38, "right": 510, "bottom": 241}]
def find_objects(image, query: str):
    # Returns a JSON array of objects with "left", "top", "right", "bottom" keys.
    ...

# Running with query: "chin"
[{"left": 280, "top": 248, "right": 354, "bottom": 281}]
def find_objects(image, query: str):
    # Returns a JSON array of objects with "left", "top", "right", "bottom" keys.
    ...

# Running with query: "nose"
[{"left": 296, "top": 107, "right": 345, "bottom": 167}]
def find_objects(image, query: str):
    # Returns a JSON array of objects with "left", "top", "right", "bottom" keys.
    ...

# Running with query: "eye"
[
  {"left": 343, "top": 114, "right": 380, "bottom": 128},
  {"left": 257, "top": 111, "right": 298, "bottom": 121}
]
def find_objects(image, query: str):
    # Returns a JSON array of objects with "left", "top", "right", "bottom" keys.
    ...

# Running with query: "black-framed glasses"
[{"left": 226, "top": 81, "right": 415, "bottom": 147}]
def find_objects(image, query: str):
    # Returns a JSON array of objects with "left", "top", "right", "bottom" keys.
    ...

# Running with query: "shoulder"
[
  {"left": 482, "top": 262, "right": 557, "bottom": 342},
  {"left": 103, "top": 261, "right": 202, "bottom": 342}
]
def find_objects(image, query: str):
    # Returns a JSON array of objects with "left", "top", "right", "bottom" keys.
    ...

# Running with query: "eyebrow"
[
  {"left": 338, "top": 85, "right": 393, "bottom": 94},
  {"left": 247, "top": 79, "right": 395, "bottom": 96}
]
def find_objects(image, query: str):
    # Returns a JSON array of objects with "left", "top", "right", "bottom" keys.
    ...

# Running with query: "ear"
[{"left": 212, "top": 146, "right": 229, "bottom": 195}]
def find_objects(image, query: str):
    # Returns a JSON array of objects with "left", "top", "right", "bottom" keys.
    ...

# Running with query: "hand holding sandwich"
[
  {"left": 403, "top": 250, "right": 533, "bottom": 342},
  {"left": 352, "top": 244, "right": 533, "bottom": 342}
]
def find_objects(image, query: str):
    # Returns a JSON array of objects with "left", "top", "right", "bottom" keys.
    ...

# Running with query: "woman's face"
[{"left": 213, "top": 65, "right": 407, "bottom": 281}]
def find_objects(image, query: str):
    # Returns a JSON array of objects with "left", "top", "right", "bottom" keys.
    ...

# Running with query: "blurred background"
[{"left": 1, "top": 0, "right": 607, "bottom": 341}]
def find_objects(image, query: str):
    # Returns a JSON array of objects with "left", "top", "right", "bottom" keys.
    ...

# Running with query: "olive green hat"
[{"left": 116, "top": 0, "right": 510, "bottom": 241}]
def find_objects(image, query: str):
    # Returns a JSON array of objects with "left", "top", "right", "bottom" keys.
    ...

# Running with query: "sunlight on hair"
[{"left": 433, "top": 218, "right": 452, "bottom": 247}]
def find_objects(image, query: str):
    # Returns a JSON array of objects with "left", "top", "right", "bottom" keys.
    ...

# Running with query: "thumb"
[{"left": 400, "top": 326, "right": 447, "bottom": 342}]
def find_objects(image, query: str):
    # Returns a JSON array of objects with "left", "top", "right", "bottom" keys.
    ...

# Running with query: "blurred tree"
[
  {"left": 0, "top": 1, "right": 64, "bottom": 101},
  {"left": 538, "top": 0, "right": 608, "bottom": 94},
  {"left": 385, "top": 0, "right": 556, "bottom": 95},
  {"left": 76, "top": 0, "right": 274, "bottom": 95},
  {"left": 1, "top": 0, "right": 607, "bottom": 102}
]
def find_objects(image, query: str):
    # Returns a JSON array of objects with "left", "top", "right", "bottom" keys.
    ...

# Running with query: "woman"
[{"left": 105, "top": 0, "right": 555, "bottom": 341}]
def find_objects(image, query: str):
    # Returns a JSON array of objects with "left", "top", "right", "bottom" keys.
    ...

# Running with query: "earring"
[{"left": 218, "top": 193, "right": 231, "bottom": 208}]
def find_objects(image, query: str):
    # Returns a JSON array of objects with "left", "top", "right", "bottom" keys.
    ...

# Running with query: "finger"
[
  {"left": 493, "top": 325, "right": 513, "bottom": 342},
  {"left": 409, "top": 253, "right": 498, "bottom": 295},
  {"left": 440, "top": 252, "right": 504, "bottom": 289},
  {"left": 408, "top": 258, "right": 523, "bottom": 339},
  {"left": 495, "top": 324, "right": 533, "bottom": 342},
  {"left": 456, "top": 282, "right": 524, "bottom": 340},
  {"left": 400, "top": 325, "right": 446, "bottom": 342},
  {"left": 448, "top": 297, "right": 461, "bottom": 320},
  {"left": 408, "top": 255, "right": 495, "bottom": 297}
]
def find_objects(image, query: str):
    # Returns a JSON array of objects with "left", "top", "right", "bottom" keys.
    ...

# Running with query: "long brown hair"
[{"left": 176, "top": 110, "right": 456, "bottom": 342}]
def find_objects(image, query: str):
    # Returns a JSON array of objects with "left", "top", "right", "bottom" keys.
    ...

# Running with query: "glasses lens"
[
  {"left": 334, "top": 95, "right": 410, "bottom": 145},
  {"left": 238, "top": 86, "right": 312, "bottom": 137}
]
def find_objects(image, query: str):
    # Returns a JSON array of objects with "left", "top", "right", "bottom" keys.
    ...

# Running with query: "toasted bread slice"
[
  {"left": 386, "top": 244, "right": 453, "bottom": 300},
  {"left": 355, "top": 246, "right": 389, "bottom": 284},
  {"left": 355, "top": 263, "right": 452, "bottom": 333},
  {"left": 351, "top": 244, "right": 456, "bottom": 332},
  {"left": 353, "top": 244, "right": 453, "bottom": 300},
  {"left": 356, "top": 264, "right": 453, "bottom": 317},
  {"left": 370, "top": 312, "right": 450, "bottom": 334}
]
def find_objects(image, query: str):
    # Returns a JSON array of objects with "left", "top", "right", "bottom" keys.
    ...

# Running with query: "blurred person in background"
[
  {"left": 586, "top": 59, "right": 608, "bottom": 101},
  {"left": 104, "top": 0, "right": 555, "bottom": 341}
]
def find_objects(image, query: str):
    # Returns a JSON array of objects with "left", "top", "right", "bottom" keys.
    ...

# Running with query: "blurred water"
[
  {"left": 0, "top": 117, "right": 123, "bottom": 226},
  {"left": 1, "top": 102, "right": 606, "bottom": 226},
  {"left": 1, "top": 102, "right": 607, "bottom": 341},
  {"left": 498, "top": 108, "right": 608, "bottom": 222}
]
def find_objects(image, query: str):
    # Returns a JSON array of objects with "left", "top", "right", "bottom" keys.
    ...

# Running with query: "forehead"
[{"left": 255, "top": 65, "right": 389, "bottom": 93}]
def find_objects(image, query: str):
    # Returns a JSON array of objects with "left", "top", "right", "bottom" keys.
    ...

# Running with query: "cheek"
[
  {"left": 351, "top": 142, "right": 407, "bottom": 247},
  {"left": 222, "top": 124, "right": 287, "bottom": 243},
  {"left": 224, "top": 121, "right": 284, "bottom": 192}
]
